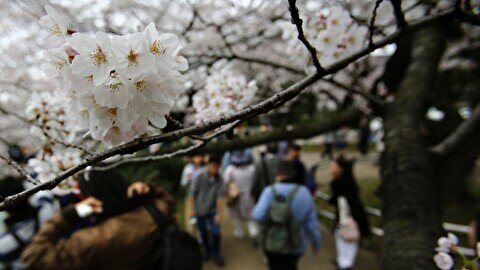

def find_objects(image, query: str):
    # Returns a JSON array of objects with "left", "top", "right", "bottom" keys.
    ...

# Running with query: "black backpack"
[{"left": 144, "top": 204, "right": 202, "bottom": 270}]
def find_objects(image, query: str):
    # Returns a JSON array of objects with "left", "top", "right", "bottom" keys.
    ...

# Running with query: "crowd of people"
[
  {"left": 0, "top": 141, "right": 377, "bottom": 270},
  {"left": 183, "top": 142, "right": 372, "bottom": 270}
]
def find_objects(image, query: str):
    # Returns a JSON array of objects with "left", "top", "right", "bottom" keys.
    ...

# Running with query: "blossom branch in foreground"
[
  {"left": 0, "top": 9, "right": 455, "bottom": 211},
  {"left": 288, "top": 0, "right": 324, "bottom": 72},
  {"left": 93, "top": 120, "right": 241, "bottom": 171},
  {"left": 0, "top": 155, "right": 39, "bottom": 185}
]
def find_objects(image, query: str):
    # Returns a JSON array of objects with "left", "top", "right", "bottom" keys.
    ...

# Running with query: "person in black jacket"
[{"left": 328, "top": 156, "right": 370, "bottom": 270}]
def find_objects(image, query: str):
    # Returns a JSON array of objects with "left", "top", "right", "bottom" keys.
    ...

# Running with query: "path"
[{"left": 204, "top": 214, "right": 380, "bottom": 270}]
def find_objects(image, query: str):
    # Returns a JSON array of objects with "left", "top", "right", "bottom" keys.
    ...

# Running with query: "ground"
[{"left": 203, "top": 212, "right": 380, "bottom": 270}]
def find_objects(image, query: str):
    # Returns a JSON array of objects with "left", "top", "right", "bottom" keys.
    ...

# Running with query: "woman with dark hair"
[{"left": 329, "top": 156, "right": 371, "bottom": 270}]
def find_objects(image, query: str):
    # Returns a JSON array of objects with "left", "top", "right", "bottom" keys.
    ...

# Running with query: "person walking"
[
  {"left": 253, "top": 159, "right": 321, "bottom": 270},
  {"left": 328, "top": 156, "right": 371, "bottom": 270},
  {"left": 286, "top": 143, "right": 317, "bottom": 194},
  {"left": 180, "top": 154, "right": 205, "bottom": 234},
  {"left": 188, "top": 155, "right": 226, "bottom": 267},
  {"left": 223, "top": 149, "right": 259, "bottom": 245},
  {"left": 251, "top": 143, "right": 280, "bottom": 202}
]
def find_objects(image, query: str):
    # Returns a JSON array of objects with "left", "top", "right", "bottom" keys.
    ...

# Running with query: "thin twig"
[
  {"left": 390, "top": 0, "right": 407, "bottom": 27},
  {"left": 288, "top": 0, "right": 324, "bottom": 73},
  {"left": 93, "top": 120, "right": 241, "bottom": 171},
  {"left": 369, "top": 0, "right": 385, "bottom": 47},
  {"left": 322, "top": 78, "right": 386, "bottom": 106},
  {"left": 0, "top": 155, "right": 40, "bottom": 185}
]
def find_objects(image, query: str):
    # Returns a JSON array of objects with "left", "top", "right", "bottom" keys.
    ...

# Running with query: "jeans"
[
  {"left": 196, "top": 213, "right": 221, "bottom": 256},
  {"left": 265, "top": 252, "right": 299, "bottom": 270}
]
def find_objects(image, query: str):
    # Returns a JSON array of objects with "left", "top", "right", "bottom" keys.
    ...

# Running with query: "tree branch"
[
  {"left": 431, "top": 103, "right": 480, "bottom": 156},
  {"left": 0, "top": 155, "right": 40, "bottom": 185},
  {"left": 369, "top": 0, "right": 385, "bottom": 47},
  {"left": 390, "top": 0, "right": 407, "bottom": 27},
  {"left": 0, "top": 9, "right": 454, "bottom": 211},
  {"left": 322, "top": 78, "right": 386, "bottom": 106},
  {"left": 93, "top": 120, "right": 241, "bottom": 171},
  {"left": 288, "top": 0, "right": 324, "bottom": 73}
]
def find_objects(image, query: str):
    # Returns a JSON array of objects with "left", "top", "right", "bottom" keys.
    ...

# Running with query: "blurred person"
[
  {"left": 322, "top": 133, "right": 334, "bottom": 160},
  {"left": 180, "top": 155, "right": 205, "bottom": 189},
  {"left": 223, "top": 149, "right": 259, "bottom": 245},
  {"left": 251, "top": 143, "right": 280, "bottom": 201},
  {"left": 0, "top": 177, "right": 56, "bottom": 270},
  {"left": 334, "top": 128, "right": 348, "bottom": 155},
  {"left": 328, "top": 156, "right": 371, "bottom": 270},
  {"left": 358, "top": 117, "right": 370, "bottom": 156},
  {"left": 0, "top": 145, "right": 57, "bottom": 270},
  {"left": 188, "top": 155, "right": 226, "bottom": 267},
  {"left": 277, "top": 141, "right": 289, "bottom": 157},
  {"left": 286, "top": 143, "right": 317, "bottom": 194},
  {"left": 253, "top": 159, "right": 321, "bottom": 270},
  {"left": 180, "top": 154, "right": 205, "bottom": 234},
  {"left": 20, "top": 176, "right": 199, "bottom": 270}
]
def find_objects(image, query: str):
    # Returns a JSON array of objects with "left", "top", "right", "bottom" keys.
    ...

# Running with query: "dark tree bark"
[{"left": 379, "top": 23, "right": 448, "bottom": 269}]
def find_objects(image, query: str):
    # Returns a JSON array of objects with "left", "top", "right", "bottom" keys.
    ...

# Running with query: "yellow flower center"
[
  {"left": 108, "top": 82, "right": 123, "bottom": 93},
  {"left": 108, "top": 108, "right": 117, "bottom": 119},
  {"left": 322, "top": 36, "right": 331, "bottom": 44},
  {"left": 110, "top": 126, "right": 121, "bottom": 136},
  {"left": 54, "top": 62, "right": 64, "bottom": 74},
  {"left": 51, "top": 24, "right": 62, "bottom": 36},
  {"left": 91, "top": 48, "right": 106, "bottom": 65},
  {"left": 150, "top": 40, "right": 166, "bottom": 55},
  {"left": 135, "top": 81, "right": 146, "bottom": 93},
  {"left": 127, "top": 50, "right": 138, "bottom": 66}
]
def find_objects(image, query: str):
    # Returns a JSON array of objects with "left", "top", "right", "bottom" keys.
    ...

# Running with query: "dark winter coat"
[{"left": 329, "top": 176, "right": 371, "bottom": 238}]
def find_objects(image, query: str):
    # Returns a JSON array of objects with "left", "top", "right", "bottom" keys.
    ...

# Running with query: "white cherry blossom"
[
  {"left": 70, "top": 32, "right": 115, "bottom": 86},
  {"left": 93, "top": 74, "right": 134, "bottom": 109},
  {"left": 112, "top": 33, "right": 156, "bottom": 78},
  {"left": 433, "top": 252, "right": 454, "bottom": 270},
  {"left": 39, "top": 5, "right": 68, "bottom": 45}
]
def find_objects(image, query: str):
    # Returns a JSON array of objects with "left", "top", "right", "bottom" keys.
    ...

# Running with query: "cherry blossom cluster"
[
  {"left": 432, "top": 233, "right": 480, "bottom": 270},
  {"left": 39, "top": 5, "right": 188, "bottom": 146},
  {"left": 26, "top": 91, "right": 77, "bottom": 142},
  {"left": 282, "top": 6, "right": 368, "bottom": 67},
  {"left": 192, "top": 68, "right": 257, "bottom": 123}
]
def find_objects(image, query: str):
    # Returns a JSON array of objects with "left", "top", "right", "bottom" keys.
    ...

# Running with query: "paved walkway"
[{"left": 204, "top": 215, "right": 380, "bottom": 270}]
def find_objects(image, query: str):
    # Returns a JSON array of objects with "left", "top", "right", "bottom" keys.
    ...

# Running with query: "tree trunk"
[{"left": 379, "top": 24, "right": 447, "bottom": 269}]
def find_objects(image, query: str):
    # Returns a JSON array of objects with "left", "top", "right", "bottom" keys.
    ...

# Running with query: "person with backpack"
[
  {"left": 328, "top": 156, "right": 371, "bottom": 270},
  {"left": 252, "top": 159, "right": 321, "bottom": 270},
  {"left": 21, "top": 171, "right": 202, "bottom": 270},
  {"left": 188, "top": 155, "right": 226, "bottom": 267}
]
